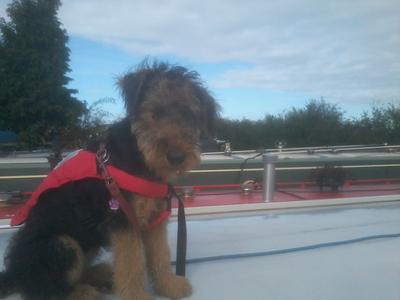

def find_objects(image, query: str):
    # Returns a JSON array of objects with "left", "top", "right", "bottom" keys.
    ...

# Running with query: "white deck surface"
[{"left": 1, "top": 203, "right": 400, "bottom": 299}]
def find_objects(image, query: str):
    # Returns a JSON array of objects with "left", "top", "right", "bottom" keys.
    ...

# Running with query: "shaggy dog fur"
[{"left": 0, "top": 61, "right": 218, "bottom": 300}]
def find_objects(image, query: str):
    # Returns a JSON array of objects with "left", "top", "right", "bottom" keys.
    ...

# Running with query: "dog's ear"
[
  {"left": 118, "top": 69, "right": 151, "bottom": 117},
  {"left": 195, "top": 86, "right": 220, "bottom": 137},
  {"left": 119, "top": 60, "right": 172, "bottom": 116}
]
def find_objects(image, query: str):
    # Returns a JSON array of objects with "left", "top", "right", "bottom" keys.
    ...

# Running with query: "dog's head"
[{"left": 119, "top": 61, "right": 219, "bottom": 181}]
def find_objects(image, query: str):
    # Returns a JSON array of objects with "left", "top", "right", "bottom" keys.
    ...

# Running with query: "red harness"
[{"left": 11, "top": 150, "right": 170, "bottom": 227}]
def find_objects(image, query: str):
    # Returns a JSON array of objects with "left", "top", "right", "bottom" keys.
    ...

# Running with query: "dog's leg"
[
  {"left": 82, "top": 263, "right": 113, "bottom": 294},
  {"left": 59, "top": 236, "right": 100, "bottom": 300},
  {"left": 143, "top": 221, "right": 192, "bottom": 299},
  {"left": 66, "top": 284, "right": 100, "bottom": 300},
  {"left": 111, "top": 228, "right": 153, "bottom": 300},
  {"left": 13, "top": 234, "right": 96, "bottom": 300}
]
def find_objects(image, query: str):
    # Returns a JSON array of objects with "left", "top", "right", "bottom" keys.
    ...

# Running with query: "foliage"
[
  {"left": 64, "top": 97, "right": 116, "bottom": 147},
  {"left": 348, "top": 104, "right": 400, "bottom": 145},
  {"left": 282, "top": 100, "right": 345, "bottom": 146},
  {"left": 216, "top": 100, "right": 400, "bottom": 150},
  {"left": 0, "top": 0, "right": 85, "bottom": 149}
]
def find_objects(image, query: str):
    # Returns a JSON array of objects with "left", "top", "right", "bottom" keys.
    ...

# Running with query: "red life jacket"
[{"left": 11, "top": 150, "right": 170, "bottom": 228}]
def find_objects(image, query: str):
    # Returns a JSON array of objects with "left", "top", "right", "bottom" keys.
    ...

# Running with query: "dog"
[{"left": 0, "top": 61, "right": 219, "bottom": 300}]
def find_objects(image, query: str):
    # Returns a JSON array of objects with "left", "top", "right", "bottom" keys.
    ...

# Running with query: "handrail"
[{"left": 202, "top": 144, "right": 400, "bottom": 156}]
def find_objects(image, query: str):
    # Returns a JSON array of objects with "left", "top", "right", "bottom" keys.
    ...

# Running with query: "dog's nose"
[{"left": 167, "top": 151, "right": 186, "bottom": 166}]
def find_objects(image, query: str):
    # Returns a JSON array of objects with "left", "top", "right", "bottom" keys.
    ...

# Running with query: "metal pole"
[{"left": 263, "top": 154, "right": 278, "bottom": 202}]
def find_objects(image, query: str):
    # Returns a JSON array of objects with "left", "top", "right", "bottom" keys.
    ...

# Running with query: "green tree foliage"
[
  {"left": 283, "top": 100, "right": 346, "bottom": 146},
  {"left": 64, "top": 97, "right": 116, "bottom": 148},
  {"left": 216, "top": 100, "right": 400, "bottom": 150},
  {"left": 349, "top": 104, "right": 400, "bottom": 145},
  {"left": 0, "top": 0, "right": 85, "bottom": 148}
]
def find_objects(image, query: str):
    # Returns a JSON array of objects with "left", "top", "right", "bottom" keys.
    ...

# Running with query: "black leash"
[{"left": 170, "top": 186, "right": 187, "bottom": 276}]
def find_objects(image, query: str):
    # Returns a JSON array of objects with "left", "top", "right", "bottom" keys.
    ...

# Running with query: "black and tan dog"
[{"left": 0, "top": 61, "right": 219, "bottom": 300}]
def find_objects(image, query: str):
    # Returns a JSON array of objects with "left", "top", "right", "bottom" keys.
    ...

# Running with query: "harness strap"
[
  {"left": 96, "top": 145, "right": 142, "bottom": 234},
  {"left": 97, "top": 145, "right": 187, "bottom": 276}
]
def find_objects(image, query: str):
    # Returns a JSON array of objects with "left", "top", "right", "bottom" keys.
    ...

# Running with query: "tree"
[
  {"left": 64, "top": 97, "right": 116, "bottom": 148},
  {"left": 283, "top": 99, "right": 347, "bottom": 147},
  {"left": 216, "top": 99, "right": 350, "bottom": 150},
  {"left": 0, "top": 0, "right": 85, "bottom": 148},
  {"left": 350, "top": 104, "right": 400, "bottom": 145}
]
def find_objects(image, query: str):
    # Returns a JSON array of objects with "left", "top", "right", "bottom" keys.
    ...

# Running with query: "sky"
[{"left": 1, "top": 0, "right": 399, "bottom": 121}]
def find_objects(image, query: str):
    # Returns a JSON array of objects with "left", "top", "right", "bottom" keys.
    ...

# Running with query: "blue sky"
[
  {"left": 67, "top": 36, "right": 312, "bottom": 120},
  {"left": 1, "top": 0, "right": 399, "bottom": 121}
]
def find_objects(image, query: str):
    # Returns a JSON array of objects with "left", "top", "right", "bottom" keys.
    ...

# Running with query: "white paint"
[{"left": 1, "top": 203, "right": 400, "bottom": 299}]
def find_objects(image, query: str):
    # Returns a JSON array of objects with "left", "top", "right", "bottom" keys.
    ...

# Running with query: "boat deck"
[
  {"left": 1, "top": 202, "right": 400, "bottom": 299},
  {"left": 1, "top": 179, "right": 400, "bottom": 222},
  {"left": 0, "top": 148, "right": 399, "bottom": 299},
  {"left": 181, "top": 181, "right": 400, "bottom": 207},
  {"left": 0, "top": 179, "right": 400, "bottom": 222}
]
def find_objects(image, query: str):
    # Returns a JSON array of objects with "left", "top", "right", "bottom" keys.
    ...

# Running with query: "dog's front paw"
[{"left": 154, "top": 274, "right": 192, "bottom": 299}]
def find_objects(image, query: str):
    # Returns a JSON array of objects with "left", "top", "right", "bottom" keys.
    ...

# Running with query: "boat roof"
[
  {"left": 2, "top": 144, "right": 400, "bottom": 165},
  {"left": 1, "top": 201, "right": 400, "bottom": 299},
  {"left": 1, "top": 145, "right": 400, "bottom": 299}
]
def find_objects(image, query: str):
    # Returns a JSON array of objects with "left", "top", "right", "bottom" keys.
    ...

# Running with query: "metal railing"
[{"left": 203, "top": 144, "right": 400, "bottom": 156}]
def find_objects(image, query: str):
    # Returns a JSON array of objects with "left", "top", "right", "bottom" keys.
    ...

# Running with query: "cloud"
[
  {"left": 1, "top": 0, "right": 399, "bottom": 104},
  {"left": 0, "top": 2, "right": 9, "bottom": 20},
  {"left": 59, "top": 0, "right": 400, "bottom": 103}
]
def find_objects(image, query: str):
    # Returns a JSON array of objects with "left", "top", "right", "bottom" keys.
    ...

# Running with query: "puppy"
[{"left": 0, "top": 61, "right": 219, "bottom": 300}]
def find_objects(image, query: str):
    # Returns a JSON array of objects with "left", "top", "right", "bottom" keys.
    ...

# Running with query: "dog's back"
[{"left": 0, "top": 178, "right": 110, "bottom": 299}]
